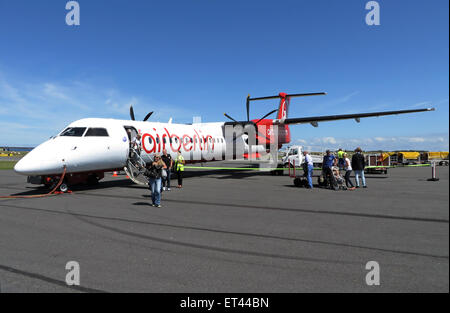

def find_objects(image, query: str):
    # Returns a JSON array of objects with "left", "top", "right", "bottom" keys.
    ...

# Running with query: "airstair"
[{"left": 123, "top": 148, "right": 149, "bottom": 186}]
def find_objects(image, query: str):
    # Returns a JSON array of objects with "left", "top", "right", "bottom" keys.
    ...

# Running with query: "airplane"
[{"left": 13, "top": 91, "right": 434, "bottom": 192}]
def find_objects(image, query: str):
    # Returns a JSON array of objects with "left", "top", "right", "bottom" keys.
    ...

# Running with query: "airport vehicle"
[
  {"left": 365, "top": 153, "right": 390, "bottom": 174},
  {"left": 420, "top": 151, "right": 449, "bottom": 166},
  {"left": 390, "top": 151, "right": 421, "bottom": 165},
  {"left": 282, "top": 145, "right": 323, "bottom": 168},
  {"left": 13, "top": 91, "right": 435, "bottom": 191}
]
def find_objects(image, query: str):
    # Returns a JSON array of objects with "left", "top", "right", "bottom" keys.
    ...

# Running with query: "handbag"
[{"left": 161, "top": 168, "right": 167, "bottom": 179}]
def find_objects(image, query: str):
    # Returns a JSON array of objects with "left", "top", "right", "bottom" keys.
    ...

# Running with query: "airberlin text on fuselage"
[{"left": 141, "top": 127, "right": 214, "bottom": 154}]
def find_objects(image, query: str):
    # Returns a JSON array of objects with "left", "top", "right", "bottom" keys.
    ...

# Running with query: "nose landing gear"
[{"left": 59, "top": 183, "right": 69, "bottom": 193}]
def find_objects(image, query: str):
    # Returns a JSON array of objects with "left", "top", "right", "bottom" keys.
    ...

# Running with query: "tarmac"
[{"left": 0, "top": 163, "right": 448, "bottom": 292}]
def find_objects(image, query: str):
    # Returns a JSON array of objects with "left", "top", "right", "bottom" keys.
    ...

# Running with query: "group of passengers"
[
  {"left": 143, "top": 150, "right": 186, "bottom": 207},
  {"left": 303, "top": 147, "right": 367, "bottom": 190},
  {"left": 127, "top": 130, "right": 185, "bottom": 207},
  {"left": 142, "top": 150, "right": 185, "bottom": 207}
]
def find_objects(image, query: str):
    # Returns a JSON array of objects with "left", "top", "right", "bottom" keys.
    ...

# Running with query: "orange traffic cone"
[{"left": 113, "top": 171, "right": 118, "bottom": 177}]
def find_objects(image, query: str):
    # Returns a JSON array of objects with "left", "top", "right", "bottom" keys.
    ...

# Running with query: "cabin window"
[
  {"left": 85, "top": 128, "right": 109, "bottom": 137},
  {"left": 60, "top": 127, "right": 86, "bottom": 137}
]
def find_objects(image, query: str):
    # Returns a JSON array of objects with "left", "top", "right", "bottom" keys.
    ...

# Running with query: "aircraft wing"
[{"left": 281, "top": 108, "right": 434, "bottom": 126}]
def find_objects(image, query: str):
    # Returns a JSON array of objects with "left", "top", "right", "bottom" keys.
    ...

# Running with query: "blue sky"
[{"left": 0, "top": 0, "right": 448, "bottom": 151}]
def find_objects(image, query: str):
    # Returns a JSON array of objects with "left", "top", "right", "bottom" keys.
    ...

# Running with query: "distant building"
[{"left": 0, "top": 147, "right": 34, "bottom": 152}]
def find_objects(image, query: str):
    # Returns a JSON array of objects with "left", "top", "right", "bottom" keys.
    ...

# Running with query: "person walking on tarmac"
[
  {"left": 322, "top": 150, "right": 337, "bottom": 188},
  {"left": 303, "top": 151, "right": 314, "bottom": 189},
  {"left": 145, "top": 153, "right": 167, "bottom": 207},
  {"left": 161, "top": 149, "right": 173, "bottom": 191},
  {"left": 352, "top": 147, "right": 367, "bottom": 188},
  {"left": 343, "top": 153, "right": 356, "bottom": 190},
  {"left": 175, "top": 150, "right": 185, "bottom": 188},
  {"left": 337, "top": 148, "right": 345, "bottom": 170}
]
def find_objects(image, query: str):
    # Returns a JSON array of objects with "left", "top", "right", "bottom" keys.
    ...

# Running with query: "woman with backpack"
[{"left": 145, "top": 153, "right": 167, "bottom": 207}]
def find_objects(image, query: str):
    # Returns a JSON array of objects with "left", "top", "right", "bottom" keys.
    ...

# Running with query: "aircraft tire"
[{"left": 59, "top": 183, "right": 69, "bottom": 193}]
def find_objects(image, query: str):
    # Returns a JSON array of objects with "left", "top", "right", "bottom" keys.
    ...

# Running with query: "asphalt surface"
[{"left": 0, "top": 163, "right": 448, "bottom": 292}]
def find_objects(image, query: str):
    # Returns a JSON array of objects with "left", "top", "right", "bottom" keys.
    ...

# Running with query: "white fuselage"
[{"left": 14, "top": 118, "right": 261, "bottom": 176}]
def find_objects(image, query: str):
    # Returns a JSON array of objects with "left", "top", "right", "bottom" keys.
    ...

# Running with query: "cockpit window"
[
  {"left": 60, "top": 127, "right": 87, "bottom": 137},
  {"left": 85, "top": 128, "right": 109, "bottom": 137}
]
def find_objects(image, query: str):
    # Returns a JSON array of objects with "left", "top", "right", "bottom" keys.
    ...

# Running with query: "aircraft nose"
[
  {"left": 14, "top": 157, "right": 34, "bottom": 175},
  {"left": 14, "top": 141, "right": 66, "bottom": 176}
]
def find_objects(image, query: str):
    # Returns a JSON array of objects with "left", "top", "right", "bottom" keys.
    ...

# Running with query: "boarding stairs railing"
[{"left": 124, "top": 148, "right": 149, "bottom": 186}]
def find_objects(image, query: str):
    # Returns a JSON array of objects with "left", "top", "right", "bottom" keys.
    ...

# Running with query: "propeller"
[
  {"left": 130, "top": 105, "right": 136, "bottom": 121},
  {"left": 254, "top": 109, "right": 278, "bottom": 125},
  {"left": 224, "top": 113, "right": 238, "bottom": 123},
  {"left": 143, "top": 112, "right": 154, "bottom": 122},
  {"left": 130, "top": 105, "right": 154, "bottom": 122},
  {"left": 225, "top": 108, "right": 277, "bottom": 143},
  {"left": 224, "top": 109, "right": 277, "bottom": 125},
  {"left": 246, "top": 94, "right": 251, "bottom": 121}
]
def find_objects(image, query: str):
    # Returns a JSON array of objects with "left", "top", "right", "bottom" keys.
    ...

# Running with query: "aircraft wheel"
[{"left": 59, "top": 183, "right": 69, "bottom": 193}]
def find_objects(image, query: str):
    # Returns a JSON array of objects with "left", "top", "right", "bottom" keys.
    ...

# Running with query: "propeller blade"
[
  {"left": 246, "top": 94, "right": 251, "bottom": 121},
  {"left": 224, "top": 113, "right": 238, "bottom": 123},
  {"left": 255, "top": 109, "right": 278, "bottom": 124},
  {"left": 143, "top": 111, "right": 153, "bottom": 121},
  {"left": 129, "top": 105, "right": 136, "bottom": 121}
]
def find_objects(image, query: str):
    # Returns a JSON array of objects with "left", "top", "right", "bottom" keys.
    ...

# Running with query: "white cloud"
[
  {"left": 0, "top": 72, "right": 198, "bottom": 145},
  {"left": 408, "top": 137, "right": 426, "bottom": 143},
  {"left": 294, "top": 134, "right": 449, "bottom": 152},
  {"left": 322, "top": 137, "right": 337, "bottom": 144}
]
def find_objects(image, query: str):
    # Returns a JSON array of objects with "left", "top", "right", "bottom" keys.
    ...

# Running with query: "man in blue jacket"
[{"left": 322, "top": 150, "right": 337, "bottom": 188}]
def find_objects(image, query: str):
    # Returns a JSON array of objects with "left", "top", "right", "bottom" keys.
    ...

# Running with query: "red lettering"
[
  {"left": 164, "top": 128, "right": 181, "bottom": 152},
  {"left": 142, "top": 133, "right": 156, "bottom": 153},
  {"left": 194, "top": 129, "right": 203, "bottom": 151}
]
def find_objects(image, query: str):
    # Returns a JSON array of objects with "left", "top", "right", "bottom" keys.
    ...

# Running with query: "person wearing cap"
[
  {"left": 351, "top": 147, "right": 367, "bottom": 188},
  {"left": 145, "top": 153, "right": 167, "bottom": 207},
  {"left": 322, "top": 149, "right": 336, "bottom": 187}
]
